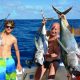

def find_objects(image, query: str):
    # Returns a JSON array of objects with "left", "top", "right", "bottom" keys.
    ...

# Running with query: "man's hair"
[
  {"left": 51, "top": 22, "right": 60, "bottom": 29},
  {"left": 4, "top": 20, "right": 15, "bottom": 27}
]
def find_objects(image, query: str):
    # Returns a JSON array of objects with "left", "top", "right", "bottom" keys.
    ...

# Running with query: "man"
[
  {"left": 35, "top": 19, "right": 61, "bottom": 80},
  {"left": 0, "top": 20, "right": 22, "bottom": 80}
]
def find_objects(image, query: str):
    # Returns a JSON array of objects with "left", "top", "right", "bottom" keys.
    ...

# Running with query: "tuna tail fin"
[{"left": 52, "top": 5, "right": 72, "bottom": 15}]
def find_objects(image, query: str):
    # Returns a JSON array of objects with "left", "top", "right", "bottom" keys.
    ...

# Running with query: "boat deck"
[{"left": 16, "top": 64, "right": 70, "bottom": 80}]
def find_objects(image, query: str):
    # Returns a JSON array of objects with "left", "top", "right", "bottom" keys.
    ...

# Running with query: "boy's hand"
[{"left": 17, "top": 63, "right": 22, "bottom": 72}]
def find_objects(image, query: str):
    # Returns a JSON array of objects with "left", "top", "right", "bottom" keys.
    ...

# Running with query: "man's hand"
[
  {"left": 58, "top": 14, "right": 66, "bottom": 20},
  {"left": 58, "top": 14, "right": 70, "bottom": 28},
  {"left": 45, "top": 53, "right": 58, "bottom": 61},
  {"left": 42, "top": 19, "right": 47, "bottom": 25},
  {"left": 50, "top": 53, "right": 58, "bottom": 58}
]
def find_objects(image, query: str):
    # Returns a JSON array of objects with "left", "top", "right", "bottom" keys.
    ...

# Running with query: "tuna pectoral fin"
[
  {"left": 57, "top": 39, "right": 68, "bottom": 54},
  {"left": 52, "top": 5, "right": 72, "bottom": 15},
  {"left": 76, "top": 54, "right": 80, "bottom": 59},
  {"left": 34, "top": 37, "right": 39, "bottom": 50}
]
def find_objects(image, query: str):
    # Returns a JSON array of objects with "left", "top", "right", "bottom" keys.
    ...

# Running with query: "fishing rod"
[
  {"left": 0, "top": 13, "right": 11, "bottom": 45},
  {"left": 0, "top": 13, "right": 11, "bottom": 32}
]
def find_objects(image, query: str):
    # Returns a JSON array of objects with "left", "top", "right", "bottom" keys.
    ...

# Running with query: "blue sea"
[{"left": 0, "top": 19, "right": 80, "bottom": 67}]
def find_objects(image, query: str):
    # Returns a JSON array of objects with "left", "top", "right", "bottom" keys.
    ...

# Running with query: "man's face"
[
  {"left": 5, "top": 23, "right": 14, "bottom": 34},
  {"left": 50, "top": 23, "right": 60, "bottom": 36}
]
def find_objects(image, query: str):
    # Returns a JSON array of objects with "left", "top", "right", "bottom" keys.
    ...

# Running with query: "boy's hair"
[{"left": 4, "top": 20, "right": 15, "bottom": 27}]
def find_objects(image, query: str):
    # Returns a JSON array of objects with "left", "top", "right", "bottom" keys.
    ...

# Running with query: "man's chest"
[{"left": 48, "top": 41, "right": 59, "bottom": 52}]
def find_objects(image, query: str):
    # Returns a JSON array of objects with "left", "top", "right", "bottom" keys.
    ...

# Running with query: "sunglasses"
[
  {"left": 5, "top": 26, "right": 14, "bottom": 29},
  {"left": 51, "top": 27, "right": 55, "bottom": 30}
]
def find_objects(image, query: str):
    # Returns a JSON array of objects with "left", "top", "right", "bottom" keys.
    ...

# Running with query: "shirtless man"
[
  {"left": 0, "top": 20, "right": 22, "bottom": 80},
  {"left": 35, "top": 20, "right": 61, "bottom": 80}
]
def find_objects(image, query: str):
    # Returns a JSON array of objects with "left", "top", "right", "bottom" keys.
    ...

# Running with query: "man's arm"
[
  {"left": 38, "top": 19, "right": 47, "bottom": 32},
  {"left": 13, "top": 38, "right": 22, "bottom": 71},
  {"left": 59, "top": 14, "right": 71, "bottom": 30}
]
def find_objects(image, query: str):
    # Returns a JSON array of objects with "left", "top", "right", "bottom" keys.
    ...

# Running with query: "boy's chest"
[{"left": 2, "top": 36, "right": 13, "bottom": 46}]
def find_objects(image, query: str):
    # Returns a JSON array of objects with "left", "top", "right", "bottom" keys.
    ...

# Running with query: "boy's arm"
[{"left": 13, "top": 38, "right": 22, "bottom": 71}]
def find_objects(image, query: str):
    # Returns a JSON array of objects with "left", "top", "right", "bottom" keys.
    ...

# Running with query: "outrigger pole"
[
  {"left": 41, "top": 9, "right": 53, "bottom": 20},
  {"left": 0, "top": 13, "right": 11, "bottom": 32}
]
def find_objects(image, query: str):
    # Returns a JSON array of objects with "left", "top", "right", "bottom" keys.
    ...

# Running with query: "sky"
[{"left": 0, "top": 0, "right": 80, "bottom": 19}]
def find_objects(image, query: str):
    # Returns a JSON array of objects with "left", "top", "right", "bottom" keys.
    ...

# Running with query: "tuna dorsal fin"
[{"left": 52, "top": 5, "right": 72, "bottom": 15}]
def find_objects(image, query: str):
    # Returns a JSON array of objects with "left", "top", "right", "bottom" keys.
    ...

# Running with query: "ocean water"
[{"left": 0, "top": 19, "right": 80, "bottom": 67}]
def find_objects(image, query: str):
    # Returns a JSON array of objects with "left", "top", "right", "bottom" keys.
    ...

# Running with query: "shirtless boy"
[{"left": 0, "top": 20, "right": 22, "bottom": 80}]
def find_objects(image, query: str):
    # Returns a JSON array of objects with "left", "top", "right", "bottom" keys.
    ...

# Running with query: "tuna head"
[
  {"left": 67, "top": 52, "right": 80, "bottom": 76},
  {"left": 34, "top": 37, "right": 45, "bottom": 65},
  {"left": 35, "top": 49, "right": 44, "bottom": 65}
]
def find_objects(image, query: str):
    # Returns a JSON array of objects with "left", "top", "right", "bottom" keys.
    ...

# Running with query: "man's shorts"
[
  {"left": 0, "top": 57, "right": 16, "bottom": 80},
  {"left": 44, "top": 59, "right": 60, "bottom": 68}
]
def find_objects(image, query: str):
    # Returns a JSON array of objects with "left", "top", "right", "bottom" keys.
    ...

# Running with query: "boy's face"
[
  {"left": 5, "top": 23, "right": 14, "bottom": 34},
  {"left": 50, "top": 23, "right": 60, "bottom": 36}
]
